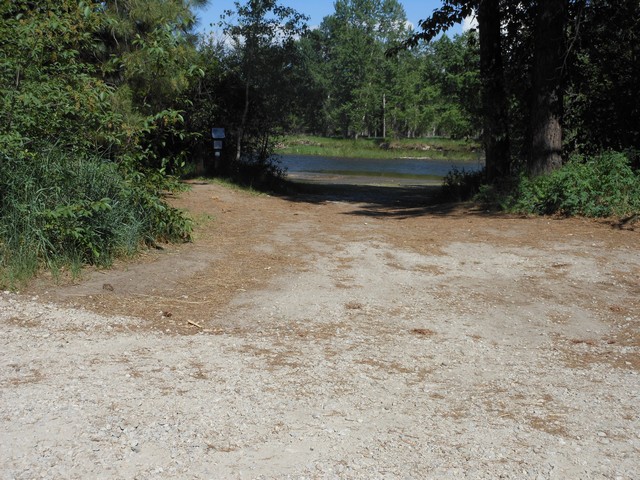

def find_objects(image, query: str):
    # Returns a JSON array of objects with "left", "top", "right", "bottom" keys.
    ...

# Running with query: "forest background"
[{"left": 1, "top": 0, "right": 639, "bottom": 286}]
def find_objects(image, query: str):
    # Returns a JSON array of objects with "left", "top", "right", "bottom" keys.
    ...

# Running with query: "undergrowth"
[
  {"left": 507, "top": 152, "right": 640, "bottom": 217},
  {"left": 440, "top": 167, "right": 486, "bottom": 202},
  {"left": 0, "top": 147, "right": 192, "bottom": 288},
  {"left": 445, "top": 151, "right": 640, "bottom": 217}
]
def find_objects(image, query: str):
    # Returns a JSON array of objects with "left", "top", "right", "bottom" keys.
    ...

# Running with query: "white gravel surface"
[{"left": 1, "top": 228, "right": 639, "bottom": 478}]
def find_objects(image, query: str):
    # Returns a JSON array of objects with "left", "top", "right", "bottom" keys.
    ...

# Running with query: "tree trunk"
[
  {"left": 529, "top": 0, "right": 567, "bottom": 176},
  {"left": 382, "top": 93, "right": 386, "bottom": 138},
  {"left": 236, "top": 79, "right": 250, "bottom": 162},
  {"left": 478, "top": 0, "right": 510, "bottom": 182}
]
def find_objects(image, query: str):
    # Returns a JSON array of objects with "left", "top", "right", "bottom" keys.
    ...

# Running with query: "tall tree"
[
  {"left": 96, "top": 0, "right": 206, "bottom": 111},
  {"left": 528, "top": 0, "right": 568, "bottom": 176},
  {"left": 88, "top": 0, "right": 208, "bottom": 172},
  {"left": 399, "top": 0, "right": 510, "bottom": 180},
  {"left": 564, "top": 0, "right": 640, "bottom": 156},
  {"left": 478, "top": 0, "right": 510, "bottom": 181},
  {"left": 220, "top": 0, "right": 308, "bottom": 162},
  {"left": 429, "top": 33, "right": 481, "bottom": 139},
  {"left": 317, "top": 0, "right": 409, "bottom": 137},
  {"left": 291, "top": 29, "right": 333, "bottom": 135}
]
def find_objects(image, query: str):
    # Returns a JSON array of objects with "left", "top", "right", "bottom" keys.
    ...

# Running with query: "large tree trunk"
[
  {"left": 529, "top": 0, "right": 568, "bottom": 176},
  {"left": 478, "top": 0, "right": 510, "bottom": 182}
]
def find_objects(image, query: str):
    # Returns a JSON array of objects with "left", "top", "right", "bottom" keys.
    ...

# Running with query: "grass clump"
[{"left": 0, "top": 147, "right": 192, "bottom": 288}]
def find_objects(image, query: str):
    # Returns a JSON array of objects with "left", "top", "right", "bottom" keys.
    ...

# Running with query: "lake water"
[{"left": 280, "top": 154, "right": 484, "bottom": 186}]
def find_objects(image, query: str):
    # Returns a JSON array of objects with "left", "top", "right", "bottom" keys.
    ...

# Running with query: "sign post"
[
  {"left": 211, "top": 128, "right": 225, "bottom": 170},
  {"left": 211, "top": 128, "right": 225, "bottom": 157}
]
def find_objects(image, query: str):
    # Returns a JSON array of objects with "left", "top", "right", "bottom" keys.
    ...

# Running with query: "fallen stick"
[{"left": 187, "top": 320, "right": 203, "bottom": 329}]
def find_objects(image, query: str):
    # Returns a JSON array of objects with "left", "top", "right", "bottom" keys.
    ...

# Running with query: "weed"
[{"left": 440, "top": 167, "right": 486, "bottom": 202}]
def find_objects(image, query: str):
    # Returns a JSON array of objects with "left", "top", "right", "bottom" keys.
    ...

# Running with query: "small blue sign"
[{"left": 211, "top": 128, "right": 225, "bottom": 139}]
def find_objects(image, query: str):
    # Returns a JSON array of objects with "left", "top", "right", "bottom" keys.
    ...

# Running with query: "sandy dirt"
[{"left": 1, "top": 180, "right": 639, "bottom": 479}]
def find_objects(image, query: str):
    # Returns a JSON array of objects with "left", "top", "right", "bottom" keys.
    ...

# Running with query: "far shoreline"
[{"left": 275, "top": 134, "right": 483, "bottom": 162}]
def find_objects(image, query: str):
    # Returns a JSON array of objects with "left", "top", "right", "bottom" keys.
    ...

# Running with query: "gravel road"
[{"left": 1, "top": 182, "right": 639, "bottom": 479}]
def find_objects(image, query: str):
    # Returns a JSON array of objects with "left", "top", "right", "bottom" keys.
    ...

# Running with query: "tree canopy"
[
  {"left": 1, "top": 0, "right": 638, "bottom": 285},
  {"left": 0, "top": 0, "right": 200, "bottom": 284},
  {"left": 404, "top": 0, "right": 639, "bottom": 179}
]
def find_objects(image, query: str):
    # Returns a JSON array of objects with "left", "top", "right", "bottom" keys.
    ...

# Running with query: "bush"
[
  {"left": 0, "top": 146, "right": 191, "bottom": 287},
  {"left": 508, "top": 152, "right": 640, "bottom": 217},
  {"left": 0, "top": 1, "right": 195, "bottom": 288},
  {"left": 440, "top": 167, "right": 486, "bottom": 202}
]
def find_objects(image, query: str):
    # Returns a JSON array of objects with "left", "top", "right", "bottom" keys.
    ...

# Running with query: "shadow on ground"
[{"left": 279, "top": 180, "right": 483, "bottom": 219}]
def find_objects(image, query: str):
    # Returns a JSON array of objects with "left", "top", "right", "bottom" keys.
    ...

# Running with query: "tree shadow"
[{"left": 278, "top": 180, "right": 480, "bottom": 219}]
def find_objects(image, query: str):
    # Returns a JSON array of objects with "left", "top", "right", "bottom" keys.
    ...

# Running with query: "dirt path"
[{"left": 2, "top": 181, "right": 639, "bottom": 479}]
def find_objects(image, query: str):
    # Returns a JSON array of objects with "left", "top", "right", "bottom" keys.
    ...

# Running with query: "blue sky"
[{"left": 194, "top": 1, "right": 468, "bottom": 36}]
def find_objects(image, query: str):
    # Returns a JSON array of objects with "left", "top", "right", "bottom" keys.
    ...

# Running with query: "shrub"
[
  {"left": 440, "top": 167, "right": 486, "bottom": 202},
  {"left": 0, "top": 1, "right": 195, "bottom": 288},
  {"left": 508, "top": 152, "right": 640, "bottom": 217}
]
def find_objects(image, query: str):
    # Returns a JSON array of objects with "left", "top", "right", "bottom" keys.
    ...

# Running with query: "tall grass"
[{"left": 0, "top": 146, "right": 192, "bottom": 288}]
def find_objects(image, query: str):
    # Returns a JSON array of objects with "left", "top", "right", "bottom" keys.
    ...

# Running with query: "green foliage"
[
  {"left": 184, "top": 0, "right": 307, "bottom": 186},
  {"left": 1, "top": 0, "right": 110, "bottom": 149},
  {"left": 508, "top": 152, "right": 640, "bottom": 217},
  {"left": 408, "top": 0, "right": 640, "bottom": 174},
  {"left": 0, "top": 0, "right": 197, "bottom": 287},
  {"left": 301, "top": 0, "right": 412, "bottom": 138},
  {"left": 277, "top": 134, "right": 479, "bottom": 160},
  {"left": 439, "top": 167, "right": 485, "bottom": 203},
  {"left": 564, "top": 0, "right": 640, "bottom": 153},
  {"left": 426, "top": 33, "right": 481, "bottom": 139},
  {"left": 287, "top": 5, "right": 480, "bottom": 140},
  {"left": 439, "top": 152, "right": 640, "bottom": 217}
]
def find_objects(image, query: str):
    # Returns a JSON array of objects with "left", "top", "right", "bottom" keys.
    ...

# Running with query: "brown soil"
[
  {"left": 5, "top": 179, "right": 639, "bottom": 478},
  {"left": 31, "top": 180, "right": 639, "bottom": 342}
]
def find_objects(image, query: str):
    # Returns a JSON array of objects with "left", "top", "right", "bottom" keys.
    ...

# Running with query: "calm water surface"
[{"left": 280, "top": 154, "right": 483, "bottom": 185}]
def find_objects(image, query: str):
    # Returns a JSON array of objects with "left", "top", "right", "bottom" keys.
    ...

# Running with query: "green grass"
[
  {"left": 192, "top": 177, "right": 270, "bottom": 196},
  {"left": 0, "top": 146, "right": 192, "bottom": 289},
  {"left": 276, "top": 134, "right": 482, "bottom": 161}
]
